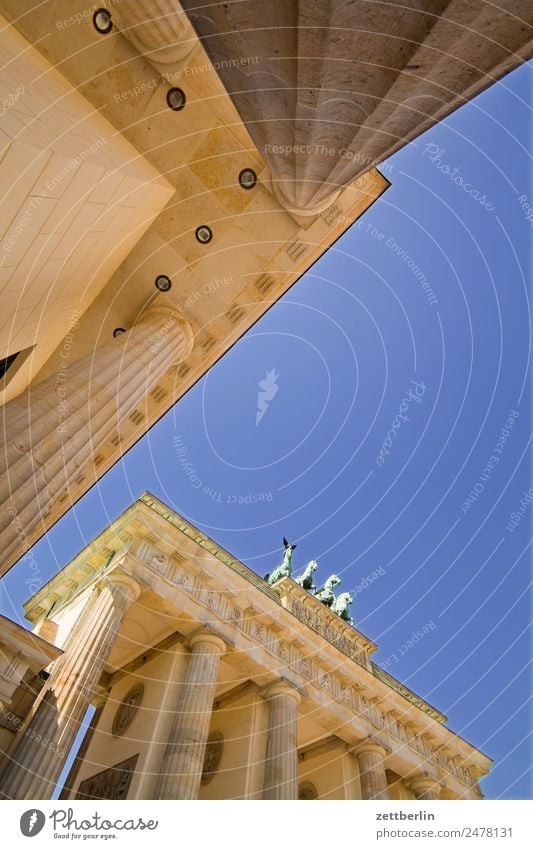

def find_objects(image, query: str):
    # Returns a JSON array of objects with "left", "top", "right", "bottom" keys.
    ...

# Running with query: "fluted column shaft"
[
  {"left": 0, "top": 306, "right": 192, "bottom": 575},
  {"left": 155, "top": 632, "right": 225, "bottom": 800},
  {"left": 410, "top": 777, "right": 441, "bottom": 800},
  {"left": 180, "top": 1, "right": 531, "bottom": 214},
  {"left": 262, "top": 681, "right": 300, "bottom": 800},
  {"left": 0, "top": 573, "right": 140, "bottom": 800},
  {"left": 115, "top": 1, "right": 198, "bottom": 67},
  {"left": 356, "top": 741, "right": 389, "bottom": 800}
]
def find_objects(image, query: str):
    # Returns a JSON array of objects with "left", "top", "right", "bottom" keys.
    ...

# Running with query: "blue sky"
[{"left": 1, "top": 62, "right": 531, "bottom": 800}]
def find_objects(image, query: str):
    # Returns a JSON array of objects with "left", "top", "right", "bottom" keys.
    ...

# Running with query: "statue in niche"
[
  {"left": 112, "top": 683, "right": 144, "bottom": 737},
  {"left": 294, "top": 559, "right": 318, "bottom": 592},
  {"left": 314, "top": 574, "right": 341, "bottom": 608},
  {"left": 332, "top": 591, "right": 354, "bottom": 625},
  {"left": 264, "top": 537, "right": 297, "bottom": 584}
]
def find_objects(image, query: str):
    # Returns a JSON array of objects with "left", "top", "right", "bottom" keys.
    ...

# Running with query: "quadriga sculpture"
[
  {"left": 314, "top": 574, "right": 341, "bottom": 608},
  {"left": 294, "top": 559, "right": 318, "bottom": 592},
  {"left": 264, "top": 537, "right": 297, "bottom": 585},
  {"left": 332, "top": 592, "right": 354, "bottom": 626}
]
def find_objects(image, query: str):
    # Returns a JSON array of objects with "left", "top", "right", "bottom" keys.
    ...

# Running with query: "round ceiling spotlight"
[
  {"left": 113, "top": 327, "right": 126, "bottom": 338},
  {"left": 195, "top": 225, "right": 213, "bottom": 244},
  {"left": 93, "top": 8, "right": 113, "bottom": 34},
  {"left": 155, "top": 274, "right": 172, "bottom": 292},
  {"left": 239, "top": 168, "right": 257, "bottom": 190},
  {"left": 166, "top": 87, "right": 186, "bottom": 112}
]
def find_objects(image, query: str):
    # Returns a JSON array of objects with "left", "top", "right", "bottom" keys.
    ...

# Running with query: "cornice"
[{"left": 0, "top": 614, "right": 62, "bottom": 666}]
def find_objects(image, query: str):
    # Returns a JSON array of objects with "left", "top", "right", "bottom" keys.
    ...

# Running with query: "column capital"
[
  {"left": 409, "top": 776, "right": 441, "bottom": 793},
  {"left": 261, "top": 679, "right": 301, "bottom": 705},
  {"left": 269, "top": 175, "right": 341, "bottom": 217},
  {"left": 189, "top": 631, "right": 226, "bottom": 654},
  {"left": 353, "top": 737, "right": 389, "bottom": 800},
  {"left": 138, "top": 304, "right": 194, "bottom": 359},
  {"left": 353, "top": 738, "right": 387, "bottom": 758},
  {"left": 105, "top": 572, "right": 142, "bottom": 601}
]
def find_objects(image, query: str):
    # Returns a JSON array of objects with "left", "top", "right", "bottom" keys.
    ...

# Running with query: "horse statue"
[
  {"left": 264, "top": 537, "right": 297, "bottom": 585},
  {"left": 314, "top": 574, "right": 341, "bottom": 608},
  {"left": 294, "top": 560, "right": 318, "bottom": 592},
  {"left": 332, "top": 592, "right": 354, "bottom": 625}
]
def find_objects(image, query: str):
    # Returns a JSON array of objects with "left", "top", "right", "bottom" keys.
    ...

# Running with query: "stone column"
[
  {"left": 180, "top": 1, "right": 531, "bottom": 214},
  {"left": 115, "top": 0, "right": 199, "bottom": 70},
  {"left": 262, "top": 681, "right": 300, "bottom": 800},
  {"left": 0, "top": 305, "right": 193, "bottom": 577},
  {"left": 0, "top": 573, "right": 140, "bottom": 800},
  {"left": 356, "top": 741, "right": 389, "bottom": 800},
  {"left": 155, "top": 632, "right": 226, "bottom": 800},
  {"left": 410, "top": 777, "right": 441, "bottom": 800}
]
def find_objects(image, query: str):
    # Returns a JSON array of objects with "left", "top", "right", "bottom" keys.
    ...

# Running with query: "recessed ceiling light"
[
  {"left": 239, "top": 168, "right": 257, "bottom": 190},
  {"left": 113, "top": 327, "right": 126, "bottom": 338},
  {"left": 155, "top": 274, "right": 172, "bottom": 292},
  {"left": 195, "top": 225, "right": 213, "bottom": 244},
  {"left": 93, "top": 8, "right": 113, "bottom": 34},
  {"left": 166, "top": 87, "right": 186, "bottom": 111}
]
